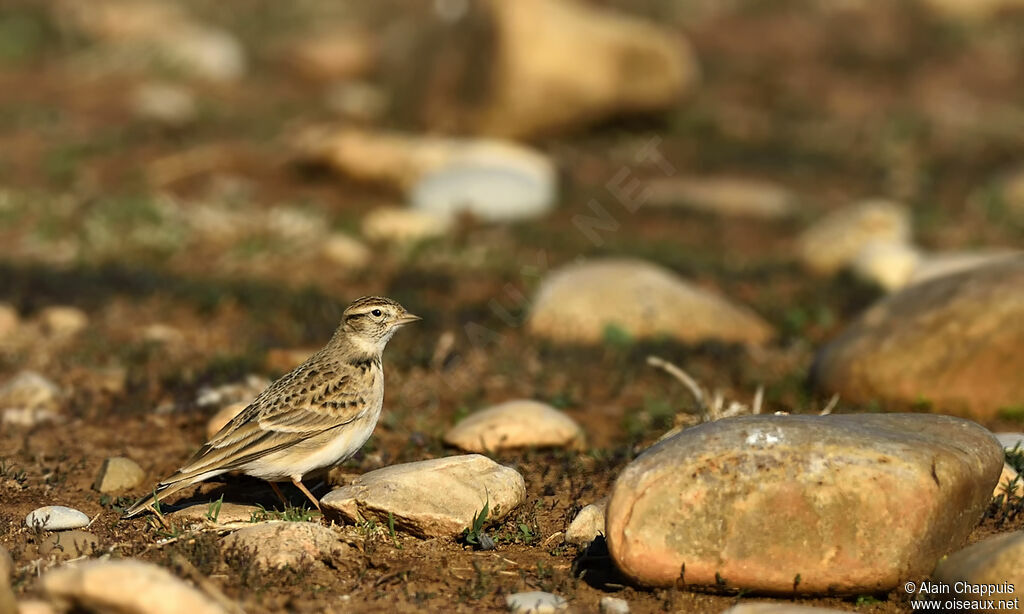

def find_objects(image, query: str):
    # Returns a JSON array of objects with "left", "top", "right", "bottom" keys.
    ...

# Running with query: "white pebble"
[
  {"left": 25, "top": 506, "right": 90, "bottom": 531},
  {"left": 506, "top": 591, "right": 567, "bottom": 613},
  {"left": 600, "top": 596, "right": 630, "bottom": 614}
]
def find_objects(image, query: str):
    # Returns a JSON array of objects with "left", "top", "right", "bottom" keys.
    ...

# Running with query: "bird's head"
[{"left": 340, "top": 296, "right": 420, "bottom": 353}]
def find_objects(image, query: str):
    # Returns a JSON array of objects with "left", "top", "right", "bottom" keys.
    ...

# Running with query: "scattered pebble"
[
  {"left": 995, "top": 464, "right": 1022, "bottom": 499},
  {"left": 325, "top": 81, "right": 389, "bottom": 122},
  {"left": 361, "top": 207, "right": 450, "bottom": 243},
  {"left": 933, "top": 531, "right": 1024, "bottom": 609},
  {"left": 565, "top": 498, "right": 607, "bottom": 545},
  {"left": 721, "top": 605, "right": 851, "bottom": 614},
  {"left": 321, "top": 454, "right": 526, "bottom": 538},
  {"left": 506, "top": 591, "right": 567, "bottom": 614},
  {"left": 222, "top": 522, "right": 351, "bottom": 569},
  {"left": 196, "top": 375, "right": 269, "bottom": 409},
  {"left": 319, "top": 233, "right": 371, "bottom": 269},
  {"left": 131, "top": 82, "right": 197, "bottom": 126},
  {"left": 206, "top": 401, "right": 248, "bottom": 438},
  {"left": 171, "top": 502, "right": 263, "bottom": 525},
  {"left": 443, "top": 400, "right": 584, "bottom": 453},
  {"left": 93, "top": 457, "right": 145, "bottom": 493},
  {"left": 141, "top": 323, "right": 185, "bottom": 346},
  {"left": 605, "top": 414, "right": 1002, "bottom": 593},
  {"left": 0, "top": 371, "right": 61, "bottom": 415},
  {"left": 527, "top": 258, "right": 773, "bottom": 345},
  {"left": 797, "top": 199, "right": 911, "bottom": 275},
  {"left": 36, "top": 306, "right": 88, "bottom": 337},
  {"left": 600, "top": 596, "right": 630, "bottom": 614},
  {"left": 410, "top": 148, "right": 557, "bottom": 222},
  {"left": 850, "top": 241, "right": 921, "bottom": 291},
  {"left": 996, "top": 433, "right": 1024, "bottom": 451},
  {"left": 286, "top": 26, "right": 377, "bottom": 82},
  {"left": 908, "top": 249, "right": 1020, "bottom": 287},
  {"left": 0, "top": 544, "right": 13, "bottom": 614},
  {"left": 0, "top": 303, "right": 18, "bottom": 337},
  {"left": 38, "top": 530, "right": 101, "bottom": 558},
  {"left": 25, "top": 506, "right": 90, "bottom": 531},
  {"left": 813, "top": 255, "right": 1024, "bottom": 418},
  {"left": 40, "top": 559, "right": 228, "bottom": 614},
  {"left": 645, "top": 176, "right": 796, "bottom": 219}
]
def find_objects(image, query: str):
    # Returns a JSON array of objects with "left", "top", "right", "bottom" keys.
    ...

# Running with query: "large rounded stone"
[
  {"left": 812, "top": 256, "right": 1024, "bottom": 418},
  {"left": 321, "top": 454, "right": 525, "bottom": 538},
  {"left": 25, "top": 506, "right": 90, "bottom": 531},
  {"left": 605, "top": 414, "right": 1002, "bottom": 594},
  {"left": 527, "top": 259, "right": 772, "bottom": 345},
  {"left": 40, "top": 559, "right": 227, "bottom": 614},
  {"left": 443, "top": 400, "right": 584, "bottom": 453},
  {"left": 932, "top": 531, "right": 1024, "bottom": 611}
]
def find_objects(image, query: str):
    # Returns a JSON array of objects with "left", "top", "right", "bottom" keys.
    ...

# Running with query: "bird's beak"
[{"left": 396, "top": 312, "right": 422, "bottom": 325}]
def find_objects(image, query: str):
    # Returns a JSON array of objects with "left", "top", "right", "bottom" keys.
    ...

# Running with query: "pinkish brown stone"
[{"left": 605, "top": 414, "right": 1002, "bottom": 594}]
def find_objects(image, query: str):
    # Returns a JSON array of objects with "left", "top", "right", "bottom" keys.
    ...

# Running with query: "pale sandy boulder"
[
  {"left": 565, "top": 498, "right": 607, "bottom": 545},
  {"left": 362, "top": 207, "right": 450, "bottom": 243},
  {"left": 93, "top": 456, "right": 145, "bottom": 493},
  {"left": 527, "top": 259, "right": 772, "bottom": 345},
  {"left": 443, "top": 400, "right": 583, "bottom": 453},
  {"left": 222, "top": 522, "right": 351, "bottom": 569},
  {"left": 933, "top": 532, "right": 1024, "bottom": 612},
  {"left": 321, "top": 455, "right": 525, "bottom": 537},
  {"left": 812, "top": 256, "right": 1024, "bottom": 418},
  {"left": 798, "top": 199, "right": 911, "bottom": 275},
  {"left": 606, "top": 414, "right": 1002, "bottom": 593},
  {"left": 645, "top": 176, "right": 796, "bottom": 219},
  {"left": 40, "top": 559, "right": 227, "bottom": 614},
  {"left": 206, "top": 401, "right": 248, "bottom": 439},
  {"left": 413, "top": 0, "right": 699, "bottom": 138}
]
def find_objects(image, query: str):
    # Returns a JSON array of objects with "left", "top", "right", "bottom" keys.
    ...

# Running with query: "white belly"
[{"left": 243, "top": 404, "right": 383, "bottom": 481}]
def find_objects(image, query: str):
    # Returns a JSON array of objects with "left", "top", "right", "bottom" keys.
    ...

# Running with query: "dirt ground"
[{"left": 1, "top": 1, "right": 1023, "bottom": 612}]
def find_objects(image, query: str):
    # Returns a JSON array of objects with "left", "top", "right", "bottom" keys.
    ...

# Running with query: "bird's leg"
[
  {"left": 291, "top": 476, "right": 322, "bottom": 512},
  {"left": 268, "top": 481, "right": 289, "bottom": 510}
]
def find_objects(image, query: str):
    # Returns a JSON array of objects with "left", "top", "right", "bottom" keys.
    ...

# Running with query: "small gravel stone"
[
  {"left": 131, "top": 82, "right": 197, "bottom": 125},
  {"left": 38, "top": 531, "right": 101, "bottom": 558},
  {"left": 0, "top": 303, "right": 18, "bottom": 336},
  {"left": 645, "top": 176, "right": 796, "bottom": 219},
  {"left": 36, "top": 306, "right": 88, "bottom": 337},
  {"left": 361, "top": 207, "right": 450, "bottom": 243},
  {"left": 600, "top": 596, "right": 630, "bottom": 614},
  {"left": 206, "top": 401, "right": 248, "bottom": 438},
  {"left": 320, "top": 233, "right": 370, "bottom": 269},
  {"left": 565, "top": 498, "right": 607, "bottom": 545},
  {"left": 797, "top": 199, "right": 911, "bottom": 275},
  {"left": 25, "top": 506, "right": 90, "bottom": 531},
  {"left": 196, "top": 375, "right": 268, "bottom": 409},
  {"left": 93, "top": 457, "right": 146, "bottom": 493},
  {"left": 0, "top": 371, "right": 61, "bottom": 413},
  {"left": 506, "top": 591, "right": 568, "bottom": 613}
]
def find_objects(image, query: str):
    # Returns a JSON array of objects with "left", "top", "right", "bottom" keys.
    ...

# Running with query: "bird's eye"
[{"left": 371, "top": 309, "right": 383, "bottom": 317}]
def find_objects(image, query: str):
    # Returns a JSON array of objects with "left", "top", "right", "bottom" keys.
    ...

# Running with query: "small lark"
[{"left": 124, "top": 296, "right": 419, "bottom": 517}]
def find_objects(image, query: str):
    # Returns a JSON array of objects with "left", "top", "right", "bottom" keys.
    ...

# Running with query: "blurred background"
[{"left": 0, "top": 0, "right": 1022, "bottom": 450}]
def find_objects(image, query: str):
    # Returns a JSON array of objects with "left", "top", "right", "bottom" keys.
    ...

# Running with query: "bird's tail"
[{"left": 122, "top": 479, "right": 194, "bottom": 518}]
